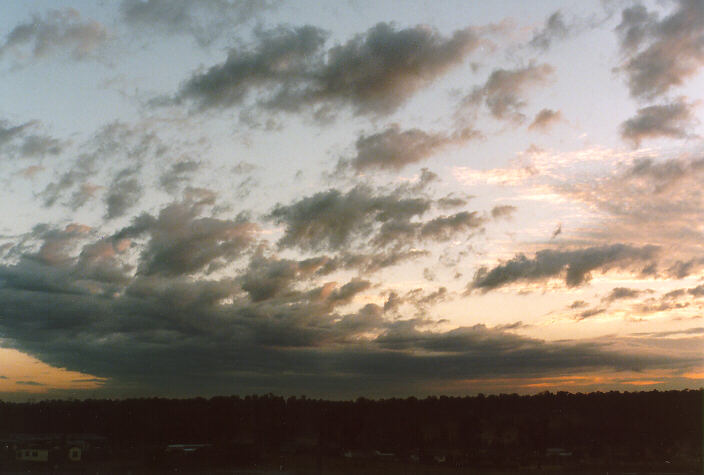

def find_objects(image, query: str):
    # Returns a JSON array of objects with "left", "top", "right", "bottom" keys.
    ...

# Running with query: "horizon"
[
  {"left": 2, "top": 388, "right": 703, "bottom": 405},
  {"left": 1, "top": 0, "right": 704, "bottom": 401}
]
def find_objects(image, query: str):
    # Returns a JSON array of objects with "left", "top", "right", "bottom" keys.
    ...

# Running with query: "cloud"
[
  {"left": 159, "top": 159, "right": 200, "bottom": 193},
  {"left": 616, "top": 0, "right": 704, "bottom": 100},
  {"left": 342, "top": 124, "right": 481, "bottom": 172},
  {"left": 437, "top": 194, "right": 470, "bottom": 209},
  {"left": 462, "top": 63, "right": 554, "bottom": 122},
  {"left": 269, "top": 183, "right": 486, "bottom": 253},
  {"left": 232, "top": 161, "right": 257, "bottom": 175},
  {"left": 176, "top": 25, "right": 327, "bottom": 110},
  {"left": 16, "top": 381, "right": 44, "bottom": 386},
  {"left": 632, "top": 326, "right": 704, "bottom": 338},
  {"left": 68, "top": 183, "right": 101, "bottom": 210},
  {"left": 575, "top": 307, "right": 607, "bottom": 320},
  {"left": 0, "top": 120, "right": 34, "bottom": 146},
  {"left": 176, "top": 22, "right": 482, "bottom": 118},
  {"left": 530, "top": 11, "right": 569, "bottom": 50},
  {"left": 318, "top": 249, "right": 430, "bottom": 275},
  {"left": 491, "top": 205, "right": 516, "bottom": 219},
  {"left": 40, "top": 122, "right": 165, "bottom": 209},
  {"left": 268, "top": 185, "right": 432, "bottom": 252},
  {"left": 0, "top": 8, "right": 107, "bottom": 62},
  {"left": 553, "top": 154, "right": 704, "bottom": 271},
  {"left": 620, "top": 98, "right": 697, "bottom": 146},
  {"left": 119, "top": 0, "right": 278, "bottom": 46},
  {"left": 0, "top": 200, "right": 694, "bottom": 397},
  {"left": 117, "top": 200, "right": 258, "bottom": 276},
  {"left": 0, "top": 263, "right": 690, "bottom": 397},
  {"left": 418, "top": 211, "right": 485, "bottom": 241},
  {"left": 239, "top": 252, "right": 330, "bottom": 302},
  {"left": 105, "top": 169, "right": 143, "bottom": 220},
  {"left": 0, "top": 118, "right": 65, "bottom": 160},
  {"left": 470, "top": 244, "right": 659, "bottom": 292},
  {"left": 19, "top": 134, "right": 64, "bottom": 157},
  {"left": 41, "top": 154, "right": 96, "bottom": 208},
  {"left": 397, "top": 286, "right": 450, "bottom": 313},
  {"left": 528, "top": 108, "right": 563, "bottom": 131},
  {"left": 603, "top": 287, "right": 647, "bottom": 302}
]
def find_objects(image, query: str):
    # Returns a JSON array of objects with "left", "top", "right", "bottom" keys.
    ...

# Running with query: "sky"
[{"left": 0, "top": 0, "right": 703, "bottom": 401}]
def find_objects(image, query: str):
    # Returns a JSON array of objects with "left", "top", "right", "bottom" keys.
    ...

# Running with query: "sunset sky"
[{"left": 1, "top": 0, "right": 703, "bottom": 401}]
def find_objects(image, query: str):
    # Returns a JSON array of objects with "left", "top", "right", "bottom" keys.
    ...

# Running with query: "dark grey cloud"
[
  {"left": 437, "top": 194, "right": 470, "bottom": 209},
  {"left": 159, "top": 159, "right": 200, "bottom": 193},
  {"left": 105, "top": 168, "right": 143, "bottom": 220},
  {"left": 0, "top": 8, "right": 107, "bottom": 62},
  {"left": 0, "top": 264, "right": 689, "bottom": 397},
  {"left": 342, "top": 124, "right": 481, "bottom": 172},
  {"left": 402, "top": 286, "right": 449, "bottom": 312},
  {"left": 0, "top": 206, "right": 693, "bottom": 397},
  {"left": 118, "top": 201, "right": 258, "bottom": 276},
  {"left": 616, "top": 0, "right": 704, "bottom": 100},
  {"left": 269, "top": 183, "right": 486, "bottom": 253},
  {"left": 0, "top": 120, "right": 37, "bottom": 147},
  {"left": 67, "top": 183, "right": 101, "bottom": 210},
  {"left": 41, "top": 154, "right": 95, "bottom": 208},
  {"left": 621, "top": 98, "right": 697, "bottom": 146},
  {"left": 268, "top": 185, "right": 431, "bottom": 252},
  {"left": 40, "top": 122, "right": 165, "bottom": 209},
  {"left": 528, "top": 108, "right": 563, "bottom": 131},
  {"left": 28, "top": 223, "right": 94, "bottom": 267},
  {"left": 0, "top": 118, "right": 65, "bottom": 160},
  {"left": 364, "top": 323, "right": 683, "bottom": 381},
  {"left": 575, "top": 307, "right": 607, "bottom": 320},
  {"left": 530, "top": 11, "right": 569, "bottom": 50},
  {"left": 632, "top": 296, "right": 690, "bottom": 315},
  {"left": 177, "top": 25, "right": 327, "bottom": 110},
  {"left": 463, "top": 63, "right": 554, "bottom": 122},
  {"left": 470, "top": 244, "right": 659, "bottom": 292},
  {"left": 491, "top": 205, "right": 516, "bottom": 219},
  {"left": 626, "top": 156, "right": 704, "bottom": 193},
  {"left": 19, "top": 134, "right": 64, "bottom": 157},
  {"left": 603, "top": 287, "right": 647, "bottom": 302},
  {"left": 239, "top": 252, "right": 329, "bottom": 302},
  {"left": 0, "top": 120, "right": 34, "bottom": 146},
  {"left": 177, "top": 22, "right": 482, "bottom": 118},
  {"left": 688, "top": 284, "right": 704, "bottom": 297},
  {"left": 120, "top": 0, "right": 278, "bottom": 46},
  {"left": 418, "top": 211, "right": 485, "bottom": 241}
]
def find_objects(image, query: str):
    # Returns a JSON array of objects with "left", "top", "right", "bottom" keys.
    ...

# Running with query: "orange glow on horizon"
[{"left": 0, "top": 347, "right": 106, "bottom": 394}]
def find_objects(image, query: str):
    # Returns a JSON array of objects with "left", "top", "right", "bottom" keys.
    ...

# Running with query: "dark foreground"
[{"left": 0, "top": 390, "right": 701, "bottom": 473}]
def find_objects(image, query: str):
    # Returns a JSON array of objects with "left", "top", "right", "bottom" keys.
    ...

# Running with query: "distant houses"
[
  {"left": 1, "top": 433, "right": 106, "bottom": 466},
  {"left": 16, "top": 447, "right": 49, "bottom": 462}
]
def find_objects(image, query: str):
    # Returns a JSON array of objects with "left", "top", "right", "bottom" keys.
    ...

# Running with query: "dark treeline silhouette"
[{"left": 0, "top": 389, "right": 701, "bottom": 471}]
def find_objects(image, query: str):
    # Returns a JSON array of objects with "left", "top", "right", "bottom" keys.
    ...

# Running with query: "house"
[
  {"left": 16, "top": 447, "right": 49, "bottom": 462},
  {"left": 67, "top": 445, "right": 82, "bottom": 461},
  {"left": 8, "top": 433, "right": 106, "bottom": 465}
]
